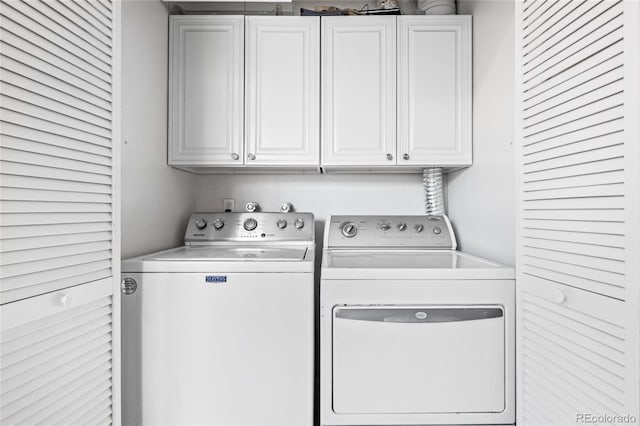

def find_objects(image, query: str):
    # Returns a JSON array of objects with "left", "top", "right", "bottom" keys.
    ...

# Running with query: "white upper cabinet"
[
  {"left": 321, "top": 17, "right": 397, "bottom": 166},
  {"left": 169, "top": 16, "right": 244, "bottom": 165},
  {"left": 168, "top": 15, "right": 472, "bottom": 171},
  {"left": 245, "top": 17, "right": 319, "bottom": 166},
  {"left": 398, "top": 16, "right": 472, "bottom": 166}
]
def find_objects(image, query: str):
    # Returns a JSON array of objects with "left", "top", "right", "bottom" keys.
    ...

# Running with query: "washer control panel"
[
  {"left": 326, "top": 215, "right": 456, "bottom": 249},
  {"left": 185, "top": 212, "right": 314, "bottom": 244}
]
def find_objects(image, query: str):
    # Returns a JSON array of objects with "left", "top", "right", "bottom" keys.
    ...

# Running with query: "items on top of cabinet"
[
  {"left": 300, "top": 5, "right": 400, "bottom": 16},
  {"left": 418, "top": 0, "right": 457, "bottom": 15},
  {"left": 167, "top": 15, "right": 471, "bottom": 174},
  {"left": 163, "top": 0, "right": 294, "bottom": 17}
]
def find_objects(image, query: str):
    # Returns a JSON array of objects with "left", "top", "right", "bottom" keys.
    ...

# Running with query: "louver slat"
[
  {"left": 524, "top": 1, "right": 621, "bottom": 69},
  {"left": 46, "top": 0, "right": 112, "bottom": 40},
  {"left": 0, "top": 57, "right": 111, "bottom": 111},
  {"left": 0, "top": 41, "right": 111, "bottom": 102},
  {"left": 0, "top": 1, "right": 111, "bottom": 68},
  {"left": 1, "top": 83, "right": 112, "bottom": 130},
  {"left": 4, "top": 0, "right": 111, "bottom": 60},
  {"left": 0, "top": 212, "right": 112, "bottom": 226},
  {"left": 523, "top": 53, "right": 623, "bottom": 111},
  {"left": 1, "top": 69, "right": 111, "bottom": 120},
  {"left": 0, "top": 17, "right": 111, "bottom": 84}
]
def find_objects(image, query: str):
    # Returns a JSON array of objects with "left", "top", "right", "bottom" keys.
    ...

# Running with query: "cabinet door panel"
[
  {"left": 398, "top": 17, "right": 471, "bottom": 166},
  {"left": 322, "top": 17, "right": 396, "bottom": 166},
  {"left": 169, "top": 16, "right": 243, "bottom": 165},
  {"left": 245, "top": 17, "right": 319, "bottom": 166}
]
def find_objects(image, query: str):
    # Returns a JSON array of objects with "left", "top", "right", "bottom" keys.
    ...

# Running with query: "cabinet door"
[
  {"left": 169, "top": 16, "right": 244, "bottom": 165},
  {"left": 322, "top": 17, "right": 396, "bottom": 166},
  {"left": 398, "top": 16, "right": 471, "bottom": 166},
  {"left": 245, "top": 17, "right": 319, "bottom": 166}
]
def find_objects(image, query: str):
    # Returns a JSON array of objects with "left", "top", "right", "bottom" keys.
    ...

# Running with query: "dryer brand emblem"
[{"left": 205, "top": 275, "right": 227, "bottom": 283}]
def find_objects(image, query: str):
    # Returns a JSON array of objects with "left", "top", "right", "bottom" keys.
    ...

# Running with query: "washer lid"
[
  {"left": 321, "top": 250, "right": 515, "bottom": 280},
  {"left": 144, "top": 246, "right": 309, "bottom": 261}
]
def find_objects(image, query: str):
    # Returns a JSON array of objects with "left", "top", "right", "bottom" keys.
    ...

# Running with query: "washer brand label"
[{"left": 205, "top": 275, "right": 227, "bottom": 283}]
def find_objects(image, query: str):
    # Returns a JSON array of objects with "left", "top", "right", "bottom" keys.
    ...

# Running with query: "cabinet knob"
[
  {"left": 402, "top": 153, "right": 410, "bottom": 160},
  {"left": 231, "top": 153, "right": 239, "bottom": 160},
  {"left": 386, "top": 153, "right": 393, "bottom": 160},
  {"left": 247, "top": 153, "right": 256, "bottom": 161}
]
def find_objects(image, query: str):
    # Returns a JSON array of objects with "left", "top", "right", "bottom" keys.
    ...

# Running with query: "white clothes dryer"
[
  {"left": 320, "top": 215, "right": 515, "bottom": 426},
  {"left": 121, "top": 212, "right": 315, "bottom": 426}
]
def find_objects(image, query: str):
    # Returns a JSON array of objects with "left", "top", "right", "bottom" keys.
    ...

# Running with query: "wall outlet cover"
[{"left": 223, "top": 198, "right": 235, "bottom": 212}]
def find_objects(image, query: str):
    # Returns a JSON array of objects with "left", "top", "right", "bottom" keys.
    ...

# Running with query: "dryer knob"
[
  {"left": 294, "top": 218, "right": 305, "bottom": 229},
  {"left": 397, "top": 223, "right": 407, "bottom": 231},
  {"left": 277, "top": 219, "right": 288, "bottom": 229},
  {"left": 341, "top": 222, "right": 358, "bottom": 238},
  {"left": 212, "top": 219, "right": 224, "bottom": 230},
  {"left": 195, "top": 219, "right": 207, "bottom": 230},
  {"left": 415, "top": 224, "right": 424, "bottom": 233}
]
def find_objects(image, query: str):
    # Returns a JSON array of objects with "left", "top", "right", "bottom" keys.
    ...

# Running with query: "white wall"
[
  {"left": 121, "top": 0, "right": 195, "bottom": 259},
  {"left": 447, "top": 0, "right": 515, "bottom": 265}
]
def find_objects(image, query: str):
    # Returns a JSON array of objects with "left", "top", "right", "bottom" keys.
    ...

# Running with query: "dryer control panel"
[
  {"left": 326, "top": 215, "right": 456, "bottom": 249},
  {"left": 185, "top": 212, "right": 315, "bottom": 244}
]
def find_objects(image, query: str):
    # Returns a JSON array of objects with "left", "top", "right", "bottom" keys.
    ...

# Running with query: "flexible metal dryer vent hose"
[{"left": 423, "top": 167, "right": 445, "bottom": 215}]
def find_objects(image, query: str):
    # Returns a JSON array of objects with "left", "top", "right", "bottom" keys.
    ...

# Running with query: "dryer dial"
[{"left": 341, "top": 222, "right": 358, "bottom": 238}]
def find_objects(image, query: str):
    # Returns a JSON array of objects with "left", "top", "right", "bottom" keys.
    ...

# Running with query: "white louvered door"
[
  {"left": 0, "top": 0, "right": 121, "bottom": 424},
  {"left": 515, "top": 0, "right": 640, "bottom": 424}
]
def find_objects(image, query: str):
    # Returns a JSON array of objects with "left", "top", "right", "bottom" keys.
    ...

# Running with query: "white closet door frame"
[
  {"left": 623, "top": 0, "right": 640, "bottom": 416},
  {"left": 111, "top": 1, "right": 122, "bottom": 422}
]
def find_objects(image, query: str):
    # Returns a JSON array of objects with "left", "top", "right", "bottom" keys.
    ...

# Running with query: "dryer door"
[{"left": 332, "top": 305, "right": 505, "bottom": 414}]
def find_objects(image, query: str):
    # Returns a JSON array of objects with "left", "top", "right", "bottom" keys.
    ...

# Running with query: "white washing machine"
[
  {"left": 121, "top": 212, "right": 315, "bottom": 426},
  {"left": 320, "top": 215, "right": 515, "bottom": 426}
]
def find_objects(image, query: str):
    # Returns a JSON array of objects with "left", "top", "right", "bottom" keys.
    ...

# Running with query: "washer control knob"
[
  {"left": 397, "top": 223, "right": 407, "bottom": 231},
  {"left": 212, "top": 219, "right": 224, "bottom": 230},
  {"left": 243, "top": 218, "right": 258, "bottom": 231},
  {"left": 294, "top": 218, "right": 305, "bottom": 229},
  {"left": 277, "top": 219, "right": 287, "bottom": 229},
  {"left": 379, "top": 223, "right": 391, "bottom": 231},
  {"left": 245, "top": 202, "right": 260, "bottom": 212},
  {"left": 341, "top": 222, "right": 358, "bottom": 238},
  {"left": 433, "top": 227, "right": 442, "bottom": 235},
  {"left": 195, "top": 219, "right": 207, "bottom": 230},
  {"left": 415, "top": 224, "right": 424, "bottom": 233}
]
